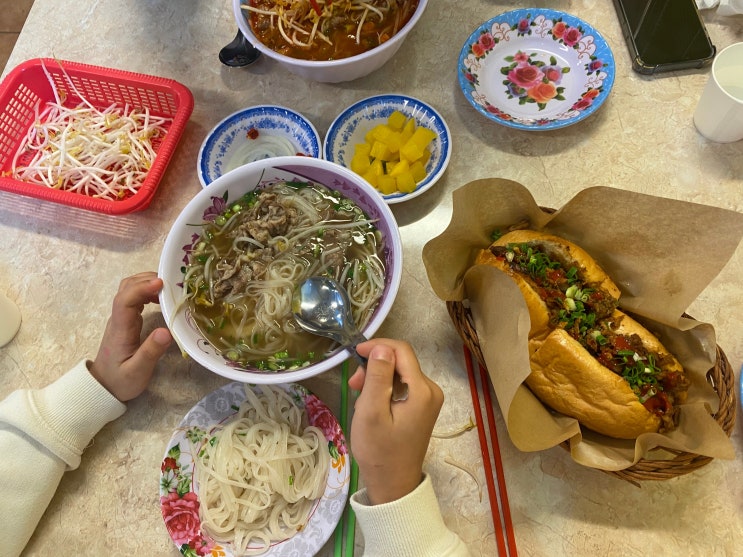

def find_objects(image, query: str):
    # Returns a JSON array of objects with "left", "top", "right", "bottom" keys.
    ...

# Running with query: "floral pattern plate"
[
  {"left": 159, "top": 382, "right": 349, "bottom": 557},
  {"left": 458, "top": 9, "right": 615, "bottom": 130}
]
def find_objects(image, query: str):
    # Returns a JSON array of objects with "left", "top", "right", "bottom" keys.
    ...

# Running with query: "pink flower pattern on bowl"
[
  {"left": 458, "top": 9, "right": 615, "bottom": 130},
  {"left": 502, "top": 50, "right": 570, "bottom": 111}
]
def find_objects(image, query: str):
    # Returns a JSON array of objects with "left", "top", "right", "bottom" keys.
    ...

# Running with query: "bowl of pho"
[
  {"left": 159, "top": 155, "right": 403, "bottom": 384},
  {"left": 232, "top": 0, "right": 428, "bottom": 83}
]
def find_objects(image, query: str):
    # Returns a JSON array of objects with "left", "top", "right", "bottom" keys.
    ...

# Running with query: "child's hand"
[
  {"left": 349, "top": 339, "right": 444, "bottom": 505},
  {"left": 89, "top": 272, "right": 172, "bottom": 402}
]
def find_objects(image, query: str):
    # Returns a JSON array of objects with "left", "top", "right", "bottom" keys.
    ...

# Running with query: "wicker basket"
[{"left": 447, "top": 300, "right": 737, "bottom": 484}]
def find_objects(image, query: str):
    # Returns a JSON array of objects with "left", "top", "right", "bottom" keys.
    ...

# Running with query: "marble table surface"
[{"left": 1, "top": 1, "right": 742, "bottom": 555}]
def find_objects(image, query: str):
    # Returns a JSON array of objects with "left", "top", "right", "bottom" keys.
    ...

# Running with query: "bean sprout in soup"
[
  {"left": 243, "top": 0, "right": 420, "bottom": 61},
  {"left": 181, "top": 180, "right": 386, "bottom": 371}
]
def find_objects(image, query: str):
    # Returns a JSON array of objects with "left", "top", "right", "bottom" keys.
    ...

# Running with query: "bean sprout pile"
[
  {"left": 10, "top": 65, "right": 171, "bottom": 201},
  {"left": 244, "top": 0, "right": 417, "bottom": 53}
]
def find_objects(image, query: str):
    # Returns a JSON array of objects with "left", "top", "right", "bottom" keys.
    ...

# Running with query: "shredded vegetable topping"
[
  {"left": 9, "top": 62, "right": 171, "bottom": 201},
  {"left": 224, "top": 131, "right": 299, "bottom": 173},
  {"left": 431, "top": 416, "right": 477, "bottom": 439},
  {"left": 243, "top": 0, "right": 418, "bottom": 59},
  {"left": 444, "top": 454, "right": 483, "bottom": 502}
]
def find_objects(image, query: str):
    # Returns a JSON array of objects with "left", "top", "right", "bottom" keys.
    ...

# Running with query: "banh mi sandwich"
[{"left": 474, "top": 229, "right": 690, "bottom": 439}]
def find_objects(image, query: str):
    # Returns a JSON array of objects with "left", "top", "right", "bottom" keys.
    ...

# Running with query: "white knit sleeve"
[
  {"left": 350, "top": 474, "right": 471, "bottom": 557},
  {"left": 0, "top": 360, "right": 126, "bottom": 556}
]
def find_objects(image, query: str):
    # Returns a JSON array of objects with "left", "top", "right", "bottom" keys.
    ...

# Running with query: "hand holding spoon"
[{"left": 292, "top": 276, "right": 409, "bottom": 402}]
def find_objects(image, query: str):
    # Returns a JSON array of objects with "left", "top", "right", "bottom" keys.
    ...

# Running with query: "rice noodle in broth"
[
  {"left": 243, "top": 0, "right": 420, "bottom": 61},
  {"left": 181, "top": 180, "right": 386, "bottom": 371}
]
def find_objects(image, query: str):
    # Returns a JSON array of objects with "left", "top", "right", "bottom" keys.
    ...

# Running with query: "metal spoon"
[
  {"left": 292, "top": 276, "right": 409, "bottom": 402},
  {"left": 219, "top": 30, "right": 261, "bottom": 67}
]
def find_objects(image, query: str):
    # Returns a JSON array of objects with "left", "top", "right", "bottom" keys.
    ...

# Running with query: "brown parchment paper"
[{"left": 423, "top": 179, "right": 743, "bottom": 470}]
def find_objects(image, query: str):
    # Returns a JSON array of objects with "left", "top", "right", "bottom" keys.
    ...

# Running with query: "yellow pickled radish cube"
[
  {"left": 369, "top": 158, "right": 385, "bottom": 176},
  {"left": 420, "top": 148, "right": 431, "bottom": 165},
  {"left": 410, "top": 160, "right": 426, "bottom": 182},
  {"left": 388, "top": 158, "right": 410, "bottom": 177},
  {"left": 408, "top": 126, "right": 437, "bottom": 150},
  {"left": 354, "top": 142, "right": 372, "bottom": 157},
  {"left": 396, "top": 171, "right": 417, "bottom": 193},
  {"left": 369, "top": 140, "right": 394, "bottom": 161},
  {"left": 400, "top": 118, "right": 416, "bottom": 144},
  {"left": 377, "top": 174, "right": 398, "bottom": 195},
  {"left": 386, "top": 131, "right": 403, "bottom": 153},
  {"left": 362, "top": 170, "right": 379, "bottom": 188},
  {"left": 387, "top": 110, "right": 408, "bottom": 131},
  {"left": 372, "top": 126, "right": 402, "bottom": 153},
  {"left": 371, "top": 124, "right": 395, "bottom": 142},
  {"left": 399, "top": 140, "right": 424, "bottom": 163},
  {"left": 365, "top": 124, "right": 386, "bottom": 143},
  {"left": 351, "top": 153, "right": 371, "bottom": 174}
]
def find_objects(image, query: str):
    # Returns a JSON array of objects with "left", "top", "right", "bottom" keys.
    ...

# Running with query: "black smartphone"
[{"left": 612, "top": 0, "right": 716, "bottom": 75}]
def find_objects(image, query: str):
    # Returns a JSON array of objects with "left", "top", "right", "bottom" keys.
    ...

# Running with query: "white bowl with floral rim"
[{"left": 159, "top": 156, "right": 403, "bottom": 384}]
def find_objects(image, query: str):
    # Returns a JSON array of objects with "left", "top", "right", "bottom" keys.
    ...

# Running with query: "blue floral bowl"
[{"left": 458, "top": 9, "right": 615, "bottom": 130}]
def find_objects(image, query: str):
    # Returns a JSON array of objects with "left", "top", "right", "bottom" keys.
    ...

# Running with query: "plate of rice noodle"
[{"left": 159, "top": 382, "right": 349, "bottom": 556}]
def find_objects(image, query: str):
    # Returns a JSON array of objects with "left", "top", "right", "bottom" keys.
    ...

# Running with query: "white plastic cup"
[
  {"left": 717, "top": 0, "right": 743, "bottom": 17},
  {"left": 693, "top": 43, "right": 743, "bottom": 143}
]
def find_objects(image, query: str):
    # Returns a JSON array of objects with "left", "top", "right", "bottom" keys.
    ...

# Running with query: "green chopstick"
[
  {"left": 333, "top": 360, "right": 361, "bottom": 555},
  {"left": 345, "top": 457, "right": 359, "bottom": 556},
  {"left": 333, "top": 360, "right": 352, "bottom": 557}
]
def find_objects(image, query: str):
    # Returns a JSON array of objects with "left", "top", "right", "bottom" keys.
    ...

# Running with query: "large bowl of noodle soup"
[
  {"left": 232, "top": 0, "right": 428, "bottom": 83},
  {"left": 159, "top": 155, "right": 402, "bottom": 384}
]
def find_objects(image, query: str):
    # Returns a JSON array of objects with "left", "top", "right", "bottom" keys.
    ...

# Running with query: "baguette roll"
[
  {"left": 475, "top": 229, "right": 690, "bottom": 438},
  {"left": 528, "top": 310, "right": 687, "bottom": 438},
  {"left": 475, "top": 230, "right": 621, "bottom": 340}
]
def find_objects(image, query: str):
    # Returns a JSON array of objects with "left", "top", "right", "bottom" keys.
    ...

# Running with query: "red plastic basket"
[{"left": 0, "top": 58, "right": 193, "bottom": 215}]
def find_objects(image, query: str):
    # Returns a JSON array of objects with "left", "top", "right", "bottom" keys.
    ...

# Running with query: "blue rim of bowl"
[
  {"left": 323, "top": 94, "right": 451, "bottom": 204},
  {"left": 197, "top": 105, "right": 321, "bottom": 187},
  {"left": 457, "top": 8, "right": 615, "bottom": 131}
]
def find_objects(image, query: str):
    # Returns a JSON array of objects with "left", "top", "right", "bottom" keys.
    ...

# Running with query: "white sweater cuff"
[
  {"left": 350, "top": 474, "right": 465, "bottom": 557},
  {"left": 0, "top": 360, "right": 126, "bottom": 469}
]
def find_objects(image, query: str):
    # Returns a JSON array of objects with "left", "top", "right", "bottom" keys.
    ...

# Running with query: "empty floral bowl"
[
  {"left": 159, "top": 156, "right": 403, "bottom": 384},
  {"left": 197, "top": 105, "right": 321, "bottom": 187},
  {"left": 458, "top": 8, "right": 615, "bottom": 130}
]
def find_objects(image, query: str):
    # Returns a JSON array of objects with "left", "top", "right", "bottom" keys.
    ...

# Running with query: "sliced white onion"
[{"left": 225, "top": 134, "right": 298, "bottom": 172}]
